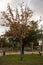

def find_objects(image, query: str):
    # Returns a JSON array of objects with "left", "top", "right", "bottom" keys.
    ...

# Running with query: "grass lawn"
[{"left": 0, "top": 54, "right": 43, "bottom": 65}]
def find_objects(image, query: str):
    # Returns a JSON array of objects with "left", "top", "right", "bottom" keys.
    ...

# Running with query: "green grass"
[{"left": 0, "top": 54, "right": 43, "bottom": 65}]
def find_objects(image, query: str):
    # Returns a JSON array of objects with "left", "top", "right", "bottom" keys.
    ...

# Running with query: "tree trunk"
[
  {"left": 20, "top": 39, "right": 24, "bottom": 61},
  {"left": 3, "top": 49, "right": 5, "bottom": 56},
  {"left": 32, "top": 42, "right": 33, "bottom": 54},
  {"left": 3, "top": 50, "right": 5, "bottom": 56},
  {"left": 22, "top": 44, "right": 24, "bottom": 54},
  {"left": 42, "top": 40, "right": 43, "bottom": 55},
  {"left": 39, "top": 45, "right": 41, "bottom": 55}
]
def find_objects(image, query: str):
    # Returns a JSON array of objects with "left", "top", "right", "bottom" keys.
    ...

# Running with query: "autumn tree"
[{"left": 1, "top": 2, "right": 37, "bottom": 60}]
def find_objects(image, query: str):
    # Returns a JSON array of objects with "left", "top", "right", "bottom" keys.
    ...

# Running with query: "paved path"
[{"left": 0, "top": 51, "right": 43, "bottom": 56}]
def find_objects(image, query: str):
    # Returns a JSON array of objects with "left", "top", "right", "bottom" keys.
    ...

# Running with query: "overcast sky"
[
  {"left": 0, "top": 0, "right": 43, "bottom": 20},
  {"left": 0, "top": 0, "right": 43, "bottom": 35}
]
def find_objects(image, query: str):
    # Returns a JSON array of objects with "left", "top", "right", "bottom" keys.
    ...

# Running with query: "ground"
[{"left": 0, "top": 54, "right": 43, "bottom": 65}]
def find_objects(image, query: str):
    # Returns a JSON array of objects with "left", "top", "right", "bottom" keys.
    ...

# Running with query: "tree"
[
  {"left": 30, "top": 20, "right": 38, "bottom": 53},
  {"left": 1, "top": 3, "right": 38, "bottom": 60},
  {"left": 0, "top": 37, "right": 7, "bottom": 56}
]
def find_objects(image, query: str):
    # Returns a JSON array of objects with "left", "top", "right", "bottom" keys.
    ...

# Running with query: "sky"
[
  {"left": 0, "top": 0, "right": 43, "bottom": 35},
  {"left": 29, "top": 0, "right": 43, "bottom": 20}
]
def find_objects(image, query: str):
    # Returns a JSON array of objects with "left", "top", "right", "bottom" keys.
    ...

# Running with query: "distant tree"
[
  {"left": 23, "top": 20, "right": 38, "bottom": 53},
  {"left": 0, "top": 37, "right": 7, "bottom": 56}
]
